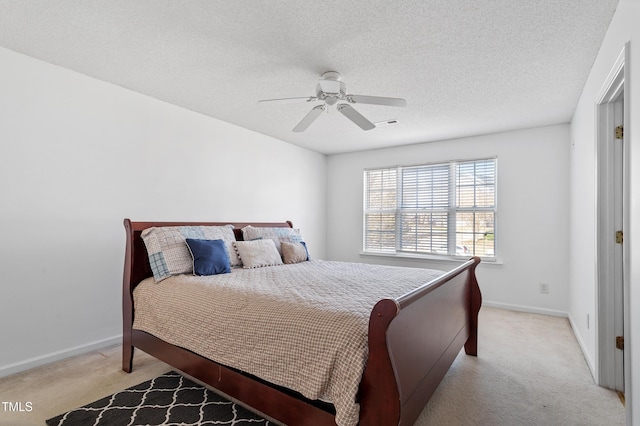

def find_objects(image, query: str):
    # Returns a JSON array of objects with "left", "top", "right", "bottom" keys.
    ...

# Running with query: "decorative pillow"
[
  {"left": 233, "top": 239, "right": 283, "bottom": 269},
  {"left": 241, "top": 226, "right": 308, "bottom": 257},
  {"left": 185, "top": 239, "right": 231, "bottom": 276},
  {"left": 281, "top": 241, "right": 309, "bottom": 264},
  {"left": 141, "top": 225, "right": 238, "bottom": 281}
]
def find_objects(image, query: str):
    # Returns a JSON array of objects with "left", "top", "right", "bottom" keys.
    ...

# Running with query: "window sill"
[{"left": 359, "top": 251, "right": 502, "bottom": 265}]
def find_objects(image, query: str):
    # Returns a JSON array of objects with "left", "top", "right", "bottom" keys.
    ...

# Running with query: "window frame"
[{"left": 363, "top": 157, "right": 497, "bottom": 260}]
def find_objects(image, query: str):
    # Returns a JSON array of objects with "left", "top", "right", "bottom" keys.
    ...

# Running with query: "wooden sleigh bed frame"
[{"left": 122, "top": 219, "right": 482, "bottom": 426}]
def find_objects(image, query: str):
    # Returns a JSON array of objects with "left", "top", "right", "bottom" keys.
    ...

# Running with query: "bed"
[{"left": 122, "top": 219, "right": 481, "bottom": 425}]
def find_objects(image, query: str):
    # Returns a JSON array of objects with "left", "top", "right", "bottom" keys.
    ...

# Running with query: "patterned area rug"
[{"left": 46, "top": 371, "right": 272, "bottom": 426}]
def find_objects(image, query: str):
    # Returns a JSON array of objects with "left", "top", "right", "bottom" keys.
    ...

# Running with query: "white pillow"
[{"left": 234, "top": 239, "right": 283, "bottom": 269}]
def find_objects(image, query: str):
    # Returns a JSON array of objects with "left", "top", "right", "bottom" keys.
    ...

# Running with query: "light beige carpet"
[
  {"left": 0, "top": 346, "right": 171, "bottom": 426},
  {"left": 416, "top": 308, "right": 625, "bottom": 425},
  {"left": 0, "top": 307, "right": 625, "bottom": 425}
]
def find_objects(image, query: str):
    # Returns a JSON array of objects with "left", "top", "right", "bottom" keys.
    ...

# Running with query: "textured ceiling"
[{"left": 0, "top": 1, "right": 619, "bottom": 154}]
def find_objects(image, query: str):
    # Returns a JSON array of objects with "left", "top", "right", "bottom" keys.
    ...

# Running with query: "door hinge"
[
  {"left": 615, "top": 125, "right": 624, "bottom": 139},
  {"left": 615, "top": 230, "right": 624, "bottom": 244},
  {"left": 616, "top": 335, "right": 624, "bottom": 350}
]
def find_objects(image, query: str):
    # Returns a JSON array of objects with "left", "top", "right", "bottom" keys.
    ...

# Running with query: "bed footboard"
[{"left": 359, "top": 257, "right": 481, "bottom": 425}]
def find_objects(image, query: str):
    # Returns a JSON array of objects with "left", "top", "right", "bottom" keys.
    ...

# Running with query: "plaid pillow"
[{"left": 141, "top": 225, "right": 238, "bottom": 281}]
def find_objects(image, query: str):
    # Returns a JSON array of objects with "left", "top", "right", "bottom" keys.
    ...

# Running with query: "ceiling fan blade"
[
  {"left": 337, "top": 104, "right": 375, "bottom": 130},
  {"left": 293, "top": 105, "right": 325, "bottom": 132},
  {"left": 258, "top": 96, "right": 318, "bottom": 105},
  {"left": 346, "top": 94, "right": 407, "bottom": 107}
]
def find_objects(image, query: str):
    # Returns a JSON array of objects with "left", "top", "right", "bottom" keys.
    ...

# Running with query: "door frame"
[{"left": 594, "top": 43, "right": 630, "bottom": 398}]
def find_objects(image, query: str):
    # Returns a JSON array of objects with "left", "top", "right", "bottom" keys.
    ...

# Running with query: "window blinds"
[{"left": 364, "top": 158, "right": 496, "bottom": 258}]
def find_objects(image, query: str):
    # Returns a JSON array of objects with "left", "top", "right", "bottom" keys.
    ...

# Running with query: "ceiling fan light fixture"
[
  {"left": 317, "top": 79, "right": 344, "bottom": 96},
  {"left": 257, "top": 71, "right": 406, "bottom": 132},
  {"left": 325, "top": 96, "right": 338, "bottom": 106}
]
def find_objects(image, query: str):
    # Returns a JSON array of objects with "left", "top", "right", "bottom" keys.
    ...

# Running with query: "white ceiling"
[{"left": 0, "top": 1, "right": 619, "bottom": 154}]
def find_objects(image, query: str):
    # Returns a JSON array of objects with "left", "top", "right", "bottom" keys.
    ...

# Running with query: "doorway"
[{"left": 595, "top": 45, "right": 628, "bottom": 398}]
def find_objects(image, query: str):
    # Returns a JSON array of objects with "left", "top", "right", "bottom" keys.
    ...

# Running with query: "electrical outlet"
[{"left": 539, "top": 283, "right": 549, "bottom": 294}]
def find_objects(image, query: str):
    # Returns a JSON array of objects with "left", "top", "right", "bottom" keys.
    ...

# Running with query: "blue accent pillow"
[{"left": 185, "top": 239, "right": 231, "bottom": 276}]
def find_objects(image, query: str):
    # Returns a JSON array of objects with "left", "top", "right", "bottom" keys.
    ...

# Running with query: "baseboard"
[
  {"left": 567, "top": 313, "right": 597, "bottom": 379},
  {"left": 482, "top": 300, "right": 568, "bottom": 318},
  {"left": 0, "top": 334, "right": 122, "bottom": 378}
]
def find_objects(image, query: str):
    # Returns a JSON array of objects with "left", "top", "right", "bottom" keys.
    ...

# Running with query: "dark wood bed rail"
[{"left": 122, "top": 219, "right": 481, "bottom": 426}]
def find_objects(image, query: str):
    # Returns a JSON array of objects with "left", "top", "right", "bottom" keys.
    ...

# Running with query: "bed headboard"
[
  {"left": 121, "top": 218, "right": 293, "bottom": 372},
  {"left": 123, "top": 218, "right": 294, "bottom": 290}
]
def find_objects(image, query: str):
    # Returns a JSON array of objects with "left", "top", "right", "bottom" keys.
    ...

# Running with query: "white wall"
[
  {"left": 0, "top": 47, "right": 326, "bottom": 376},
  {"left": 569, "top": 0, "right": 639, "bottom": 423},
  {"left": 327, "top": 125, "right": 570, "bottom": 315}
]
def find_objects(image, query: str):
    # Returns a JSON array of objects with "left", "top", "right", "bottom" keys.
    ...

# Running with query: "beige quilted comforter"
[{"left": 133, "top": 260, "right": 443, "bottom": 426}]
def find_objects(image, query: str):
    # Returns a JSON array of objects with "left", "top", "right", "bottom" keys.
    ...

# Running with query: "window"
[{"left": 364, "top": 158, "right": 496, "bottom": 258}]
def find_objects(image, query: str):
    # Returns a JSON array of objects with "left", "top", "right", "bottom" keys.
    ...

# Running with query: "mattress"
[{"left": 132, "top": 259, "right": 443, "bottom": 426}]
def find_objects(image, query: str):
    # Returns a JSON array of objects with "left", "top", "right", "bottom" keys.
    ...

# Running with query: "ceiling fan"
[{"left": 258, "top": 71, "right": 406, "bottom": 132}]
